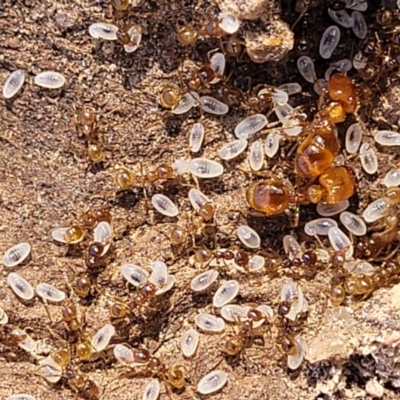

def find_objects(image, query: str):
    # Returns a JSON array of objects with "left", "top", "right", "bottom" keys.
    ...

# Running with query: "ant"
[
  {"left": 52, "top": 205, "right": 112, "bottom": 246},
  {"left": 39, "top": 347, "right": 101, "bottom": 400},
  {"left": 113, "top": 162, "right": 177, "bottom": 193},
  {"left": 274, "top": 296, "right": 307, "bottom": 370},
  {"left": 328, "top": 248, "right": 351, "bottom": 307},
  {"left": 76, "top": 105, "right": 106, "bottom": 164},
  {"left": 169, "top": 204, "right": 215, "bottom": 249},
  {"left": 114, "top": 345, "right": 186, "bottom": 397},
  {"left": 108, "top": 263, "right": 175, "bottom": 322},
  {"left": 221, "top": 308, "right": 270, "bottom": 356}
]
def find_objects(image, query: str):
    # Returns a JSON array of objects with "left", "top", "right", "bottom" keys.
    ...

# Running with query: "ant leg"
[
  {"left": 63, "top": 269, "right": 78, "bottom": 298},
  {"left": 32, "top": 364, "right": 63, "bottom": 385},
  {"left": 164, "top": 381, "right": 175, "bottom": 400},
  {"left": 137, "top": 160, "right": 150, "bottom": 202},
  {"left": 206, "top": 47, "right": 220, "bottom": 62},
  {"left": 45, "top": 324, "right": 67, "bottom": 344},
  {"left": 42, "top": 300, "right": 53, "bottom": 323},
  {"left": 291, "top": 2, "right": 310, "bottom": 30},
  {"left": 237, "top": 167, "right": 271, "bottom": 177},
  {"left": 375, "top": 243, "right": 400, "bottom": 262},
  {"left": 189, "top": 173, "right": 201, "bottom": 190},
  {"left": 311, "top": 233, "right": 326, "bottom": 251}
]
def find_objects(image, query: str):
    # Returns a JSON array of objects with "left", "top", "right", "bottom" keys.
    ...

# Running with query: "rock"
[
  {"left": 389, "top": 282, "right": 400, "bottom": 309},
  {"left": 365, "top": 379, "right": 384, "bottom": 398},
  {"left": 306, "top": 330, "right": 358, "bottom": 364},
  {"left": 245, "top": 19, "right": 294, "bottom": 63},
  {"left": 216, "top": 0, "right": 276, "bottom": 20}
]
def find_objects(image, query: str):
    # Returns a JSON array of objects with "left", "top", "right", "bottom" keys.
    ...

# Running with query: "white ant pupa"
[
  {"left": 287, "top": 336, "right": 307, "bottom": 370},
  {"left": 283, "top": 235, "right": 302, "bottom": 260},
  {"left": 2, "top": 242, "right": 31, "bottom": 267},
  {"left": 172, "top": 93, "right": 196, "bottom": 115},
  {"left": 327, "top": 8, "right": 354, "bottom": 28},
  {"left": 197, "top": 370, "right": 228, "bottom": 394},
  {"left": 359, "top": 143, "right": 378, "bottom": 174},
  {"left": 316, "top": 200, "right": 349, "bottom": 217},
  {"left": 383, "top": 168, "right": 400, "bottom": 187},
  {"left": 265, "top": 130, "right": 281, "bottom": 158},
  {"left": 171, "top": 160, "right": 188, "bottom": 176},
  {"left": 38, "top": 355, "right": 63, "bottom": 383},
  {"left": 181, "top": 328, "right": 199, "bottom": 358},
  {"left": 142, "top": 379, "right": 161, "bottom": 400},
  {"left": 3, "top": 70, "right": 25, "bottom": 99},
  {"left": 149, "top": 261, "right": 168, "bottom": 287},
  {"left": 151, "top": 194, "right": 179, "bottom": 217},
  {"left": 189, "top": 158, "right": 224, "bottom": 178},
  {"left": 190, "top": 270, "right": 219, "bottom": 291},
  {"left": 121, "top": 263, "right": 149, "bottom": 287},
  {"left": 247, "top": 255, "right": 265, "bottom": 272},
  {"left": 281, "top": 281, "right": 304, "bottom": 321},
  {"left": 114, "top": 344, "right": 134, "bottom": 364},
  {"left": 345, "top": 123, "right": 363, "bottom": 154},
  {"left": 213, "top": 280, "right": 240, "bottom": 308},
  {"left": 249, "top": 140, "right": 264, "bottom": 171},
  {"left": 189, "top": 122, "right": 205, "bottom": 152},
  {"left": 220, "top": 304, "right": 250, "bottom": 322},
  {"left": 237, "top": 225, "right": 261, "bottom": 249},
  {"left": 88, "top": 22, "right": 118, "bottom": 40},
  {"left": 0, "top": 307, "right": 8, "bottom": 325},
  {"left": 304, "top": 218, "right": 338, "bottom": 236},
  {"left": 319, "top": 26, "right": 341, "bottom": 59},
  {"left": 270, "top": 88, "right": 288, "bottom": 106},
  {"left": 375, "top": 130, "right": 400, "bottom": 146},
  {"left": 6, "top": 395, "right": 37, "bottom": 400},
  {"left": 155, "top": 275, "right": 176, "bottom": 295},
  {"left": 188, "top": 188, "right": 209, "bottom": 210},
  {"left": 362, "top": 198, "right": 390, "bottom": 223},
  {"left": 91, "top": 324, "right": 115, "bottom": 353},
  {"left": 93, "top": 221, "right": 113, "bottom": 256},
  {"left": 51, "top": 227, "right": 85, "bottom": 244},
  {"left": 124, "top": 25, "right": 142, "bottom": 53},
  {"left": 209, "top": 52, "right": 226, "bottom": 83},
  {"left": 34, "top": 71, "right": 65, "bottom": 89},
  {"left": 234, "top": 114, "right": 268, "bottom": 140},
  {"left": 36, "top": 283, "right": 66, "bottom": 303},
  {"left": 339, "top": 211, "right": 367, "bottom": 236},
  {"left": 278, "top": 82, "right": 302, "bottom": 96},
  {"left": 7, "top": 272, "right": 34, "bottom": 300},
  {"left": 274, "top": 103, "right": 293, "bottom": 123},
  {"left": 199, "top": 96, "right": 229, "bottom": 115},
  {"left": 219, "top": 139, "right": 248, "bottom": 160},
  {"left": 218, "top": 12, "right": 240, "bottom": 34},
  {"left": 195, "top": 313, "right": 225, "bottom": 332},
  {"left": 324, "top": 59, "right": 352, "bottom": 81},
  {"left": 328, "top": 227, "right": 354, "bottom": 259},
  {"left": 297, "top": 56, "right": 316, "bottom": 83},
  {"left": 352, "top": 11, "right": 367, "bottom": 39}
]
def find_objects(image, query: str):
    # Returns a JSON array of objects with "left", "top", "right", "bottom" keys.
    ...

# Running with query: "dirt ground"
[{"left": 1, "top": 0, "right": 400, "bottom": 399}]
